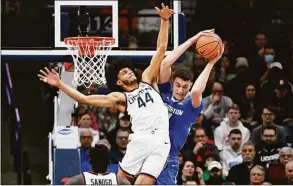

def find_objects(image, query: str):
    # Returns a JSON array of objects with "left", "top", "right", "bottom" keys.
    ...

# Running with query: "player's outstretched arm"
[
  {"left": 38, "top": 68, "right": 125, "bottom": 109},
  {"left": 159, "top": 29, "right": 215, "bottom": 84},
  {"left": 141, "top": 3, "right": 173, "bottom": 84},
  {"left": 190, "top": 44, "right": 224, "bottom": 107}
]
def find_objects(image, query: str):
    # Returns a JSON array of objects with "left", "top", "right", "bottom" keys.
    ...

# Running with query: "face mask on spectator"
[{"left": 264, "top": 55, "right": 274, "bottom": 63}]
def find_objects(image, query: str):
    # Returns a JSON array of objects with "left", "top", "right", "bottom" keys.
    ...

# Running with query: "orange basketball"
[{"left": 195, "top": 34, "right": 222, "bottom": 59}]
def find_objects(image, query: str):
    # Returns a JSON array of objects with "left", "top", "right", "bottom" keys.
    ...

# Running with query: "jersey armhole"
[
  {"left": 122, "top": 92, "right": 128, "bottom": 115},
  {"left": 81, "top": 173, "right": 86, "bottom": 185}
]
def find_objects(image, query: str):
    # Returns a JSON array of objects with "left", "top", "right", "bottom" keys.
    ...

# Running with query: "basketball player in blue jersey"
[
  {"left": 39, "top": 4, "right": 173, "bottom": 185},
  {"left": 155, "top": 30, "right": 224, "bottom": 185}
]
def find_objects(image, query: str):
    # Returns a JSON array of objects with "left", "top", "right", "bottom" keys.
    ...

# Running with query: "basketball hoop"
[{"left": 64, "top": 37, "right": 115, "bottom": 88}]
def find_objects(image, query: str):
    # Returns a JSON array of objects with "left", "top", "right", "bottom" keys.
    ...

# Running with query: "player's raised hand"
[
  {"left": 38, "top": 67, "right": 61, "bottom": 87},
  {"left": 190, "top": 29, "right": 215, "bottom": 44},
  {"left": 155, "top": 3, "right": 174, "bottom": 20}
]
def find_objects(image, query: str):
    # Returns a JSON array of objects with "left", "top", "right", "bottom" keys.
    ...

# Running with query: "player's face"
[
  {"left": 117, "top": 68, "right": 137, "bottom": 86},
  {"left": 172, "top": 77, "right": 191, "bottom": 101},
  {"left": 241, "top": 145, "right": 255, "bottom": 162}
]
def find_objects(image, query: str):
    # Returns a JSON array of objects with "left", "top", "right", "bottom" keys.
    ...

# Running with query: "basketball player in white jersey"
[
  {"left": 38, "top": 4, "right": 173, "bottom": 185},
  {"left": 65, "top": 144, "right": 125, "bottom": 185}
]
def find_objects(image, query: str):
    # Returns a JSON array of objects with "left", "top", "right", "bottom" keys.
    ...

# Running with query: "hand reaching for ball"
[{"left": 190, "top": 29, "right": 215, "bottom": 43}]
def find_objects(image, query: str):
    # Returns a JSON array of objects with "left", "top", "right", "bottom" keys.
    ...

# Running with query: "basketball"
[{"left": 195, "top": 33, "right": 222, "bottom": 59}]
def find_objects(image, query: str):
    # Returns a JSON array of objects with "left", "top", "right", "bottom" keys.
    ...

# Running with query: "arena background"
[{"left": 2, "top": 0, "right": 293, "bottom": 184}]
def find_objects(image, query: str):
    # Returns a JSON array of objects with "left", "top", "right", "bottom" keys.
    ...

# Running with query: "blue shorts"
[{"left": 155, "top": 158, "right": 179, "bottom": 185}]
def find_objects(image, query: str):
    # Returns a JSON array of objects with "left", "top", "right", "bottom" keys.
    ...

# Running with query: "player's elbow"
[{"left": 80, "top": 96, "right": 90, "bottom": 105}]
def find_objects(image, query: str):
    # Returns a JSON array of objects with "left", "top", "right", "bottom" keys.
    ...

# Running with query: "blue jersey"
[
  {"left": 159, "top": 81, "right": 203, "bottom": 158},
  {"left": 156, "top": 81, "right": 203, "bottom": 185}
]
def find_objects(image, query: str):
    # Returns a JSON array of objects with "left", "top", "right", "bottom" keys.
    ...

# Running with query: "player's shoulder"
[{"left": 64, "top": 174, "right": 84, "bottom": 185}]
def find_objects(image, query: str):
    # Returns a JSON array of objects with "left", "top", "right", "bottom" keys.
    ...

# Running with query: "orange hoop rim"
[{"left": 64, "top": 36, "right": 115, "bottom": 47}]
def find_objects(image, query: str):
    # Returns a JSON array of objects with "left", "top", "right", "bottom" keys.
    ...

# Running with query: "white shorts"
[{"left": 119, "top": 130, "right": 170, "bottom": 179}]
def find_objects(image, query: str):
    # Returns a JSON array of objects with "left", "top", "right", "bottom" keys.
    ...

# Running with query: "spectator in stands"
[
  {"left": 220, "top": 129, "right": 243, "bottom": 176},
  {"left": 183, "top": 127, "right": 218, "bottom": 169},
  {"left": 260, "top": 65, "right": 283, "bottom": 103},
  {"left": 285, "top": 161, "right": 293, "bottom": 185},
  {"left": 107, "top": 113, "right": 131, "bottom": 147},
  {"left": 177, "top": 160, "right": 197, "bottom": 185},
  {"left": 202, "top": 153, "right": 223, "bottom": 182},
  {"left": 238, "top": 84, "right": 261, "bottom": 131},
  {"left": 192, "top": 53, "right": 206, "bottom": 81},
  {"left": 202, "top": 82, "right": 233, "bottom": 128},
  {"left": 227, "top": 142, "right": 257, "bottom": 185},
  {"left": 259, "top": 45, "right": 280, "bottom": 82},
  {"left": 191, "top": 111, "right": 214, "bottom": 140},
  {"left": 97, "top": 107, "right": 118, "bottom": 135},
  {"left": 79, "top": 128, "right": 93, "bottom": 172},
  {"left": 249, "top": 165, "right": 266, "bottom": 185},
  {"left": 255, "top": 125, "right": 286, "bottom": 169},
  {"left": 202, "top": 67, "right": 217, "bottom": 97},
  {"left": 72, "top": 106, "right": 99, "bottom": 131},
  {"left": 78, "top": 113, "right": 99, "bottom": 144},
  {"left": 216, "top": 55, "right": 236, "bottom": 85},
  {"left": 246, "top": 32, "right": 267, "bottom": 78},
  {"left": 266, "top": 147, "right": 293, "bottom": 184},
  {"left": 214, "top": 104, "right": 250, "bottom": 150},
  {"left": 178, "top": 152, "right": 185, "bottom": 165},
  {"left": 251, "top": 106, "right": 287, "bottom": 146},
  {"left": 226, "top": 57, "right": 254, "bottom": 103},
  {"left": 204, "top": 161, "right": 226, "bottom": 185},
  {"left": 269, "top": 78, "right": 293, "bottom": 127},
  {"left": 110, "top": 129, "right": 130, "bottom": 174}
]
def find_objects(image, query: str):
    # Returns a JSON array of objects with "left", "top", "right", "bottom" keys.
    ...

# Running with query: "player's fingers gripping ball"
[{"left": 195, "top": 33, "right": 222, "bottom": 59}]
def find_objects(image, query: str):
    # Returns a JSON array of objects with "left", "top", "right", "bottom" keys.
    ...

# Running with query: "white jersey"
[
  {"left": 124, "top": 82, "right": 169, "bottom": 133},
  {"left": 82, "top": 172, "right": 117, "bottom": 185}
]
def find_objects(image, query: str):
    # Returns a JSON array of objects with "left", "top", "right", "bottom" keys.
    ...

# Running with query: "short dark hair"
[
  {"left": 105, "top": 58, "right": 136, "bottom": 92},
  {"left": 229, "top": 129, "right": 242, "bottom": 137},
  {"left": 89, "top": 144, "right": 110, "bottom": 173},
  {"left": 262, "top": 105, "right": 276, "bottom": 115},
  {"left": 172, "top": 65, "right": 193, "bottom": 81},
  {"left": 261, "top": 125, "right": 277, "bottom": 135}
]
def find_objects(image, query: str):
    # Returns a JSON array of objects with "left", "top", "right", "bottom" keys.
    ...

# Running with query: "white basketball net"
[{"left": 65, "top": 37, "right": 114, "bottom": 88}]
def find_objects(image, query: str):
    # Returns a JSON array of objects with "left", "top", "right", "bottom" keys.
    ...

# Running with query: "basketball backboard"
[{"left": 1, "top": 0, "right": 186, "bottom": 63}]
